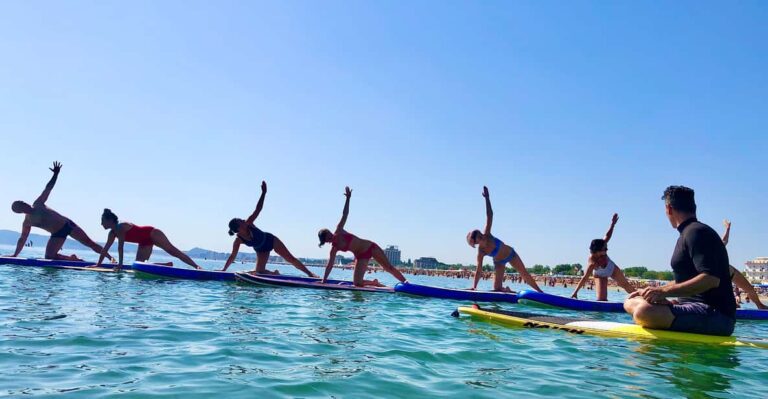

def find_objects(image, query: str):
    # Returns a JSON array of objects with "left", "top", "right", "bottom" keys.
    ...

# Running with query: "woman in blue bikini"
[{"left": 467, "top": 186, "right": 543, "bottom": 292}]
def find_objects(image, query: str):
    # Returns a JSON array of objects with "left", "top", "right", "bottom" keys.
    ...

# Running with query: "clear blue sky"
[{"left": 1, "top": 1, "right": 766, "bottom": 270}]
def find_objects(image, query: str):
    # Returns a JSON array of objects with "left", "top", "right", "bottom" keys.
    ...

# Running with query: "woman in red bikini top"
[
  {"left": 96, "top": 208, "right": 201, "bottom": 271},
  {"left": 318, "top": 186, "right": 408, "bottom": 287}
]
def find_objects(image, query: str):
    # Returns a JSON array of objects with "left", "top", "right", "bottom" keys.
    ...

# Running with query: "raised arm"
[
  {"left": 482, "top": 186, "right": 493, "bottom": 235},
  {"left": 221, "top": 238, "right": 242, "bottom": 271},
  {"left": 336, "top": 186, "right": 352, "bottom": 231},
  {"left": 722, "top": 219, "right": 731, "bottom": 246},
  {"left": 245, "top": 181, "right": 267, "bottom": 225},
  {"left": 11, "top": 221, "right": 32, "bottom": 257},
  {"left": 603, "top": 213, "right": 619, "bottom": 243},
  {"left": 34, "top": 162, "right": 62, "bottom": 206},
  {"left": 321, "top": 248, "right": 338, "bottom": 283}
]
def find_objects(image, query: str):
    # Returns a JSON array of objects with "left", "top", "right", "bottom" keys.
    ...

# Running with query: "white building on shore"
[{"left": 745, "top": 257, "right": 768, "bottom": 283}]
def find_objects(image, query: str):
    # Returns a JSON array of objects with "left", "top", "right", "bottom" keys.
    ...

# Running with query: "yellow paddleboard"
[{"left": 457, "top": 305, "right": 768, "bottom": 349}]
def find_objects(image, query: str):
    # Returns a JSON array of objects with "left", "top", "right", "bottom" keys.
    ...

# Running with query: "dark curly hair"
[{"left": 101, "top": 208, "right": 118, "bottom": 224}]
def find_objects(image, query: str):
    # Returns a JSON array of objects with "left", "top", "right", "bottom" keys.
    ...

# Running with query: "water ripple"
[{"left": 1, "top": 259, "right": 767, "bottom": 398}]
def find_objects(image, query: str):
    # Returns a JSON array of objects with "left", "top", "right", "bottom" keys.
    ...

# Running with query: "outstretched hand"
[
  {"left": 482, "top": 186, "right": 489, "bottom": 198},
  {"left": 723, "top": 219, "right": 731, "bottom": 229},
  {"left": 611, "top": 213, "right": 619, "bottom": 224},
  {"left": 50, "top": 161, "right": 62, "bottom": 174},
  {"left": 261, "top": 180, "right": 267, "bottom": 193},
  {"left": 344, "top": 186, "right": 352, "bottom": 198}
]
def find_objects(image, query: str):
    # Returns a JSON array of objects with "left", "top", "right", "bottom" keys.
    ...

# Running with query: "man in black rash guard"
[{"left": 624, "top": 186, "right": 736, "bottom": 336}]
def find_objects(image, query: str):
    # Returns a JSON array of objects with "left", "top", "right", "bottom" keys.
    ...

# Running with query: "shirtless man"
[{"left": 8, "top": 162, "right": 113, "bottom": 261}]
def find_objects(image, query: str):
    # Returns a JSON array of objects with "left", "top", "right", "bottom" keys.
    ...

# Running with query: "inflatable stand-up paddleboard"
[
  {"left": 735, "top": 308, "right": 768, "bottom": 320},
  {"left": 394, "top": 282, "right": 518, "bottom": 303},
  {"left": 517, "top": 290, "right": 624, "bottom": 312},
  {"left": 0, "top": 256, "right": 131, "bottom": 273},
  {"left": 455, "top": 305, "right": 768, "bottom": 348},
  {"left": 235, "top": 272, "right": 393, "bottom": 293},
  {"left": 517, "top": 289, "right": 768, "bottom": 320},
  {"left": 132, "top": 262, "right": 236, "bottom": 281},
  {"left": 132, "top": 262, "right": 326, "bottom": 283}
]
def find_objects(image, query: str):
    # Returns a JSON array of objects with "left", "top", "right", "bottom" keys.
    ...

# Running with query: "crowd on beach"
[{"left": 5, "top": 162, "right": 766, "bottom": 337}]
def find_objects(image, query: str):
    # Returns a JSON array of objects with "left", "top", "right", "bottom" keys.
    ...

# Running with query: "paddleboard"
[
  {"left": 394, "top": 282, "right": 518, "bottom": 303},
  {"left": 235, "top": 272, "right": 393, "bottom": 293},
  {"left": 456, "top": 305, "right": 768, "bottom": 348},
  {"left": 735, "top": 308, "right": 768, "bottom": 320},
  {"left": 517, "top": 289, "right": 768, "bottom": 320},
  {"left": 133, "top": 262, "right": 236, "bottom": 281},
  {"left": 517, "top": 289, "right": 624, "bottom": 312},
  {"left": 0, "top": 256, "right": 131, "bottom": 273}
]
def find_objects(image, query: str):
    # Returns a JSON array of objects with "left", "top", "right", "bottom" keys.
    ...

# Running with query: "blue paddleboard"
[
  {"left": 234, "top": 272, "right": 393, "bottom": 293},
  {"left": 394, "top": 282, "right": 518, "bottom": 303},
  {"left": 517, "top": 289, "right": 624, "bottom": 312},
  {"left": 133, "top": 262, "right": 235, "bottom": 281}
]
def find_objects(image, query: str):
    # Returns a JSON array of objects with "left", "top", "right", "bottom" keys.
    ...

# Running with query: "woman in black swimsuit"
[{"left": 220, "top": 181, "right": 316, "bottom": 277}]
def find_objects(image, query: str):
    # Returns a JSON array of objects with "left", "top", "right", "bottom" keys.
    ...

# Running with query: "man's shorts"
[{"left": 669, "top": 301, "right": 735, "bottom": 336}]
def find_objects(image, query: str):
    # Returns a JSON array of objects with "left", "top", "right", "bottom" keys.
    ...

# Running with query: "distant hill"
[{"left": 186, "top": 247, "right": 257, "bottom": 261}]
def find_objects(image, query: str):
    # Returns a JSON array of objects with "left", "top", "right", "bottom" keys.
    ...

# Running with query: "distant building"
[
  {"left": 384, "top": 245, "right": 401, "bottom": 265},
  {"left": 745, "top": 257, "right": 768, "bottom": 283},
  {"left": 414, "top": 257, "right": 439, "bottom": 269}
]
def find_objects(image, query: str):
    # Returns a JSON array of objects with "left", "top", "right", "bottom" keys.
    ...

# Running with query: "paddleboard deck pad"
[
  {"left": 455, "top": 305, "right": 768, "bottom": 348},
  {"left": 235, "top": 273, "right": 393, "bottom": 293},
  {"left": 517, "top": 289, "right": 768, "bottom": 320},
  {"left": 394, "top": 282, "right": 518, "bottom": 303}
]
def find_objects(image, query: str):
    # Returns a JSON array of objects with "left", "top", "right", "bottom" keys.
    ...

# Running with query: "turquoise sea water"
[{"left": 1, "top": 246, "right": 767, "bottom": 398}]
